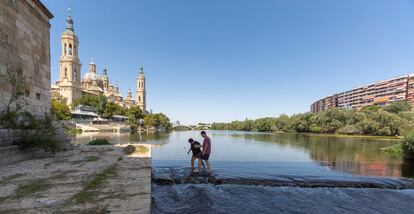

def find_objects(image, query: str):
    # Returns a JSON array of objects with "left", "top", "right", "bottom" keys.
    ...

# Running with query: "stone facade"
[{"left": 0, "top": 0, "right": 53, "bottom": 116}]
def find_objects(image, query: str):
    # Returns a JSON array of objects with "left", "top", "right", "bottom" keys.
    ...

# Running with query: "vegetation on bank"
[
  {"left": 402, "top": 132, "right": 414, "bottom": 158},
  {"left": 212, "top": 101, "right": 414, "bottom": 137},
  {"left": 0, "top": 68, "right": 64, "bottom": 153},
  {"left": 88, "top": 139, "right": 111, "bottom": 145}
]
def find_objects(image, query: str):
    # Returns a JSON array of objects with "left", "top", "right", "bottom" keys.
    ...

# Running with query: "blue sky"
[{"left": 42, "top": 0, "right": 414, "bottom": 124}]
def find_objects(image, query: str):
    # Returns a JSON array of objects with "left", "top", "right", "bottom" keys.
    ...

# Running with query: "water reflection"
[{"left": 71, "top": 131, "right": 412, "bottom": 178}]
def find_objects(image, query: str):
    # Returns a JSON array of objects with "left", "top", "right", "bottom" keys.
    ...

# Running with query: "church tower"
[
  {"left": 102, "top": 65, "right": 109, "bottom": 93},
  {"left": 57, "top": 8, "right": 81, "bottom": 106},
  {"left": 136, "top": 65, "right": 146, "bottom": 112}
]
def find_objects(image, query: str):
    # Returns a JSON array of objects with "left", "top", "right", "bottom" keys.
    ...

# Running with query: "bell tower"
[
  {"left": 57, "top": 8, "right": 82, "bottom": 106},
  {"left": 136, "top": 65, "right": 146, "bottom": 112}
]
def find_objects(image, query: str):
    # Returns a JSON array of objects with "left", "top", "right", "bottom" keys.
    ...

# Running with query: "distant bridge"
[{"left": 172, "top": 121, "right": 212, "bottom": 130}]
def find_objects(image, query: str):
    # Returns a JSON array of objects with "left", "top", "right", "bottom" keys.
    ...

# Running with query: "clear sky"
[{"left": 42, "top": 0, "right": 414, "bottom": 124}]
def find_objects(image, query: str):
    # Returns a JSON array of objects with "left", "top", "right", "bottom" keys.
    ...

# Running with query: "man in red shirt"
[{"left": 195, "top": 131, "right": 212, "bottom": 175}]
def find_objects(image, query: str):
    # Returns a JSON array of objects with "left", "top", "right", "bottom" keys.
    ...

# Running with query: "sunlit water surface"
[{"left": 71, "top": 130, "right": 413, "bottom": 178}]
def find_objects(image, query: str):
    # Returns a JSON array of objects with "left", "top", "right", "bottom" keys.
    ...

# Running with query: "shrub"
[
  {"left": 123, "top": 145, "right": 136, "bottom": 155},
  {"left": 15, "top": 113, "right": 63, "bottom": 154},
  {"left": 87, "top": 139, "right": 111, "bottom": 145},
  {"left": 402, "top": 132, "right": 414, "bottom": 157},
  {"left": 336, "top": 125, "right": 362, "bottom": 135}
]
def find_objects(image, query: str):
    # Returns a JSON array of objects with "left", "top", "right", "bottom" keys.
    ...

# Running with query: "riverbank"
[{"left": 0, "top": 144, "right": 152, "bottom": 213}]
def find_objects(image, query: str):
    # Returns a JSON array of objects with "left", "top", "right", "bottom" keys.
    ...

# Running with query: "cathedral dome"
[{"left": 82, "top": 72, "right": 100, "bottom": 81}]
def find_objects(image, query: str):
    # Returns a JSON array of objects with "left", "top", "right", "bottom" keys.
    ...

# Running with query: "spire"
[
  {"left": 102, "top": 65, "right": 107, "bottom": 76},
  {"left": 65, "top": 8, "right": 74, "bottom": 34},
  {"left": 139, "top": 65, "right": 144, "bottom": 74}
]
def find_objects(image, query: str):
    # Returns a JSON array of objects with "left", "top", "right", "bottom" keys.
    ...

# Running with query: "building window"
[
  {"left": 36, "top": 93, "right": 41, "bottom": 100},
  {"left": 69, "top": 44, "right": 72, "bottom": 55},
  {"left": 139, "top": 96, "right": 141, "bottom": 102},
  {"left": 64, "top": 43, "right": 67, "bottom": 54}
]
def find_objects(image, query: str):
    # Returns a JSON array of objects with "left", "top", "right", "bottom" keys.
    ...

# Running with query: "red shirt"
[{"left": 202, "top": 136, "right": 211, "bottom": 155}]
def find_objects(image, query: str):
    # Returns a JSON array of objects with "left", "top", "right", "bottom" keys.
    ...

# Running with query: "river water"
[{"left": 72, "top": 131, "right": 414, "bottom": 213}]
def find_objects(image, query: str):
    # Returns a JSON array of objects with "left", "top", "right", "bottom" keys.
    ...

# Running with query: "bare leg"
[
  {"left": 196, "top": 159, "right": 203, "bottom": 172},
  {"left": 205, "top": 160, "right": 211, "bottom": 173},
  {"left": 201, "top": 160, "right": 206, "bottom": 170},
  {"left": 191, "top": 156, "right": 196, "bottom": 171}
]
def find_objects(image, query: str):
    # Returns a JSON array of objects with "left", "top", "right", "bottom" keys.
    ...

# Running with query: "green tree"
[
  {"left": 384, "top": 101, "right": 412, "bottom": 114},
  {"left": 103, "top": 102, "right": 125, "bottom": 118},
  {"left": 51, "top": 97, "right": 71, "bottom": 120}
]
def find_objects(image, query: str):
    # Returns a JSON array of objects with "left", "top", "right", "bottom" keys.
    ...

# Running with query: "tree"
[
  {"left": 144, "top": 113, "right": 172, "bottom": 131},
  {"left": 103, "top": 102, "right": 125, "bottom": 118},
  {"left": 384, "top": 101, "right": 412, "bottom": 114},
  {"left": 51, "top": 98, "right": 71, "bottom": 120}
]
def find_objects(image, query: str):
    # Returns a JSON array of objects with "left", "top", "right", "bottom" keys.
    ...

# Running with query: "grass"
[
  {"left": 122, "top": 145, "right": 149, "bottom": 155},
  {"left": 72, "top": 164, "right": 117, "bottom": 204},
  {"left": 87, "top": 139, "right": 111, "bottom": 145},
  {"left": 64, "top": 127, "right": 82, "bottom": 135},
  {"left": 15, "top": 179, "right": 49, "bottom": 198},
  {"left": 382, "top": 143, "right": 403, "bottom": 155},
  {"left": 136, "top": 145, "right": 149, "bottom": 154}
]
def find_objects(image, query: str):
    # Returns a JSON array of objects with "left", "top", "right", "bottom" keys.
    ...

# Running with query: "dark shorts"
[{"left": 200, "top": 154, "right": 210, "bottom": 160}]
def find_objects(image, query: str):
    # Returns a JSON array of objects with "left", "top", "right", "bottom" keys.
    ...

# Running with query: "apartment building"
[{"left": 311, "top": 74, "right": 414, "bottom": 113}]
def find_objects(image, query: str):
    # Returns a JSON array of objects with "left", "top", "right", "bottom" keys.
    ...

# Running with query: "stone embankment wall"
[
  {"left": 0, "top": 122, "right": 68, "bottom": 166},
  {"left": 0, "top": 129, "right": 45, "bottom": 166}
]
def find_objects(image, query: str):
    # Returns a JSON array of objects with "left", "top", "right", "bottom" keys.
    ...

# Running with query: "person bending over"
[{"left": 187, "top": 138, "right": 205, "bottom": 171}]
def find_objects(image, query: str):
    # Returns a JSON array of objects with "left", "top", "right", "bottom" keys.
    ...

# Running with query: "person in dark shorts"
[
  {"left": 195, "top": 131, "right": 212, "bottom": 175},
  {"left": 187, "top": 138, "right": 205, "bottom": 171}
]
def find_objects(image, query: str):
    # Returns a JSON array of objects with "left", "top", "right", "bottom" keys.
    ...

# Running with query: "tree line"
[
  {"left": 212, "top": 101, "right": 414, "bottom": 136},
  {"left": 51, "top": 94, "right": 172, "bottom": 131}
]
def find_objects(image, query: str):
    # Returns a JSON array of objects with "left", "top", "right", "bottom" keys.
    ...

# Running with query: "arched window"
[
  {"left": 73, "top": 69, "right": 77, "bottom": 81},
  {"left": 64, "top": 68, "right": 67, "bottom": 78},
  {"left": 69, "top": 44, "right": 72, "bottom": 55},
  {"left": 64, "top": 43, "right": 67, "bottom": 54},
  {"left": 139, "top": 96, "right": 141, "bottom": 102}
]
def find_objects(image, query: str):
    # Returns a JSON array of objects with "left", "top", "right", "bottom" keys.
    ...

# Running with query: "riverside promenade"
[{"left": 0, "top": 144, "right": 152, "bottom": 213}]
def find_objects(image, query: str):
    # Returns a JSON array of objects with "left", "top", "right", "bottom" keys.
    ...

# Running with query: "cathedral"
[{"left": 52, "top": 9, "right": 146, "bottom": 112}]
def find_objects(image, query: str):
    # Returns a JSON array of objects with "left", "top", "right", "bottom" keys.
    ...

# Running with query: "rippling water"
[{"left": 72, "top": 131, "right": 414, "bottom": 213}]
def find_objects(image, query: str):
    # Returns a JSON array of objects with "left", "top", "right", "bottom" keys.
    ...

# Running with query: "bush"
[
  {"left": 336, "top": 125, "right": 362, "bottom": 135},
  {"left": 87, "top": 139, "right": 111, "bottom": 145},
  {"left": 123, "top": 145, "right": 136, "bottom": 155},
  {"left": 402, "top": 132, "right": 414, "bottom": 158},
  {"left": 15, "top": 113, "right": 63, "bottom": 154}
]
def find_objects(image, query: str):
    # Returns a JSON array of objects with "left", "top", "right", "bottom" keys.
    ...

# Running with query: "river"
[{"left": 72, "top": 131, "right": 414, "bottom": 213}]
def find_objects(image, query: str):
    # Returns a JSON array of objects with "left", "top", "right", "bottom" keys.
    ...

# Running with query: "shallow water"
[
  {"left": 72, "top": 130, "right": 413, "bottom": 178},
  {"left": 72, "top": 131, "right": 414, "bottom": 213}
]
